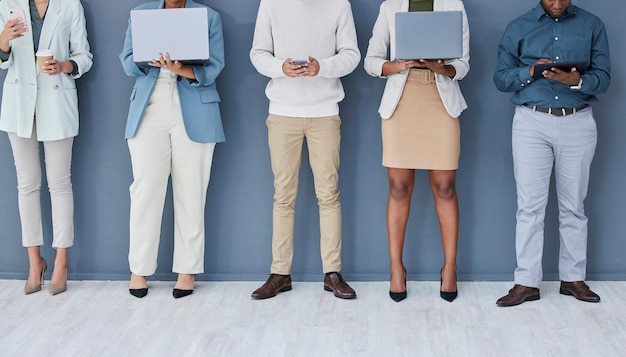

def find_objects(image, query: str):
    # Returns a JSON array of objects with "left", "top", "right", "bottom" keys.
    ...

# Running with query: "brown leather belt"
[{"left": 522, "top": 104, "right": 589, "bottom": 117}]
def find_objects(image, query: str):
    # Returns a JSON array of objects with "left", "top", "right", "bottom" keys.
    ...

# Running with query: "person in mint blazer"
[
  {"left": 119, "top": 0, "right": 225, "bottom": 299},
  {"left": 0, "top": 0, "right": 92, "bottom": 296}
]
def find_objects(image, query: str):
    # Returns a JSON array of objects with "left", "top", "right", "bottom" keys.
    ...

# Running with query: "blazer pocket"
[{"left": 200, "top": 90, "right": 220, "bottom": 103}]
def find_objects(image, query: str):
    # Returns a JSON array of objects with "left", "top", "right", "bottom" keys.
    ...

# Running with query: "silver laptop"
[
  {"left": 395, "top": 11, "right": 462, "bottom": 60},
  {"left": 130, "top": 8, "right": 209, "bottom": 63}
]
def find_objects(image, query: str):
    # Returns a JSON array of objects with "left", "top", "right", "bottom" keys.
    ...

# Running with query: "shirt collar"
[{"left": 533, "top": 2, "right": 578, "bottom": 20}]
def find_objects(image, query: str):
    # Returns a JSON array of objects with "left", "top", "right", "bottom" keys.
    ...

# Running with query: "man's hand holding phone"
[{"left": 283, "top": 56, "right": 320, "bottom": 78}]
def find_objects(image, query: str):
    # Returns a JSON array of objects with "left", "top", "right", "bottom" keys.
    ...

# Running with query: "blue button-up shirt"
[{"left": 493, "top": 3, "right": 611, "bottom": 108}]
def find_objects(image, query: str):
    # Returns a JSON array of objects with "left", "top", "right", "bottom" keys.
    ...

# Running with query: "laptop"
[
  {"left": 395, "top": 11, "right": 463, "bottom": 60},
  {"left": 130, "top": 8, "right": 209, "bottom": 64}
]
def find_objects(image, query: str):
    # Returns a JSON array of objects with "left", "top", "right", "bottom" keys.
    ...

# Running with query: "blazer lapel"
[{"left": 38, "top": 0, "right": 60, "bottom": 51}]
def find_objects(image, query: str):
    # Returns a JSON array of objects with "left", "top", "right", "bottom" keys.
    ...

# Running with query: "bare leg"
[
  {"left": 50, "top": 248, "right": 68, "bottom": 286},
  {"left": 387, "top": 168, "right": 415, "bottom": 292},
  {"left": 429, "top": 170, "right": 458, "bottom": 292},
  {"left": 26, "top": 246, "right": 44, "bottom": 286},
  {"left": 175, "top": 273, "right": 195, "bottom": 290}
]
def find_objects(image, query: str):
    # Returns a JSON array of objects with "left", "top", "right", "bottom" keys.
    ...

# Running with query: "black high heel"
[
  {"left": 389, "top": 267, "right": 407, "bottom": 302},
  {"left": 173, "top": 288, "right": 193, "bottom": 299},
  {"left": 440, "top": 267, "right": 458, "bottom": 302},
  {"left": 129, "top": 273, "right": 148, "bottom": 298},
  {"left": 129, "top": 288, "right": 148, "bottom": 298}
]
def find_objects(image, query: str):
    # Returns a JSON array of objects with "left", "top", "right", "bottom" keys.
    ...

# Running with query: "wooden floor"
[{"left": 0, "top": 280, "right": 624, "bottom": 356}]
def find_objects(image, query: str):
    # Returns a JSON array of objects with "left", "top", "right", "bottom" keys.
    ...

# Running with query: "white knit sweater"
[{"left": 250, "top": 0, "right": 360, "bottom": 117}]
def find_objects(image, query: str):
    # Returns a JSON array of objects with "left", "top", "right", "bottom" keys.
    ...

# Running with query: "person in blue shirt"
[{"left": 493, "top": 0, "right": 610, "bottom": 307}]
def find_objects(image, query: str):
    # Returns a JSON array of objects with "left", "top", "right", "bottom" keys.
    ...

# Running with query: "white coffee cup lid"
[{"left": 36, "top": 49, "right": 53, "bottom": 56}]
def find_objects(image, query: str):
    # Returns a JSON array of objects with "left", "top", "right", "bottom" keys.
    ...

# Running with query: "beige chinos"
[{"left": 267, "top": 114, "right": 342, "bottom": 275}]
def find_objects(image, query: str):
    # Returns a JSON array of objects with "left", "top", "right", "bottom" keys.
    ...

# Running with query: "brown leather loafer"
[
  {"left": 324, "top": 272, "right": 356, "bottom": 299},
  {"left": 496, "top": 284, "right": 540, "bottom": 307},
  {"left": 560, "top": 281, "right": 600, "bottom": 303},
  {"left": 251, "top": 274, "right": 292, "bottom": 299}
]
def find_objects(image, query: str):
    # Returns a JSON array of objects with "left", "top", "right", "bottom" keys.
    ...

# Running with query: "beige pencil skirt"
[{"left": 382, "top": 69, "right": 460, "bottom": 170}]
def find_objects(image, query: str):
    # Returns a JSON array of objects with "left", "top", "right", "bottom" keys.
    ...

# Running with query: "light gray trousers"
[
  {"left": 7, "top": 130, "right": 74, "bottom": 248},
  {"left": 512, "top": 105, "right": 597, "bottom": 288}
]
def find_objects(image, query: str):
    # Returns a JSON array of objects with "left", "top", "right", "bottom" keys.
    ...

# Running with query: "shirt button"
[
  {"left": 15, "top": 79, "right": 19, "bottom": 84},
  {"left": 54, "top": 85, "right": 59, "bottom": 90},
  {"left": 556, "top": 56, "right": 560, "bottom": 60},
  {"left": 527, "top": 80, "right": 531, "bottom": 83},
  {"left": 555, "top": 96, "right": 559, "bottom": 100},
  {"left": 555, "top": 37, "right": 559, "bottom": 40}
]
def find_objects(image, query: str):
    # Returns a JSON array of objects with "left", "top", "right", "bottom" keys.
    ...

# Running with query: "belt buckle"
[{"left": 422, "top": 70, "right": 432, "bottom": 84}]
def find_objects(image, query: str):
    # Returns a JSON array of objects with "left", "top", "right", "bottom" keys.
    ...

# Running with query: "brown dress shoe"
[
  {"left": 251, "top": 274, "right": 292, "bottom": 299},
  {"left": 560, "top": 281, "right": 600, "bottom": 303},
  {"left": 496, "top": 284, "right": 540, "bottom": 307},
  {"left": 324, "top": 272, "right": 356, "bottom": 299}
]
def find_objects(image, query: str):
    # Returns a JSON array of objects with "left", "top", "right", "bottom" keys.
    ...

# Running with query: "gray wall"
[{"left": 1, "top": 0, "right": 624, "bottom": 282}]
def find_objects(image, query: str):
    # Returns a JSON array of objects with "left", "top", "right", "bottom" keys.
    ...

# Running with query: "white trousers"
[
  {"left": 512, "top": 105, "right": 597, "bottom": 287},
  {"left": 7, "top": 128, "right": 74, "bottom": 248},
  {"left": 127, "top": 72, "right": 216, "bottom": 275}
]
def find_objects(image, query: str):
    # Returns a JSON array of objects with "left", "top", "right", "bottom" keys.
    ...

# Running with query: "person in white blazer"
[
  {"left": 364, "top": 0, "right": 469, "bottom": 302},
  {"left": 0, "top": 0, "right": 92, "bottom": 295}
]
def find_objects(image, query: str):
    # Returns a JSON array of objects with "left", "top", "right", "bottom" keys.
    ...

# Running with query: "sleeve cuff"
[
  {"left": 0, "top": 49, "right": 10, "bottom": 62},
  {"left": 69, "top": 60, "right": 79, "bottom": 76}
]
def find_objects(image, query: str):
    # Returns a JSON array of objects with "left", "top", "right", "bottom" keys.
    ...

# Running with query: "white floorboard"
[{"left": 0, "top": 280, "right": 624, "bottom": 356}]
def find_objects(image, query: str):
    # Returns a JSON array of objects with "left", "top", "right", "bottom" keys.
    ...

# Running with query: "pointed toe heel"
[
  {"left": 173, "top": 288, "right": 194, "bottom": 299},
  {"left": 440, "top": 268, "right": 458, "bottom": 302},
  {"left": 129, "top": 288, "right": 148, "bottom": 298},
  {"left": 49, "top": 283, "right": 67, "bottom": 296},
  {"left": 24, "top": 258, "right": 47, "bottom": 295},
  {"left": 389, "top": 267, "right": 407, "bottom": 302},
  {"left": 389, "top": 290, "right": 407, "bottom": 302}
]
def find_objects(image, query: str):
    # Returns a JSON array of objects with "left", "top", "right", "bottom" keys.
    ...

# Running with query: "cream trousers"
[
  {"left": 127, "top": 72, "right": 216, "bottom": 275},
  {"left": 7, "top": 128, "right": 74, "bottom": 248}
]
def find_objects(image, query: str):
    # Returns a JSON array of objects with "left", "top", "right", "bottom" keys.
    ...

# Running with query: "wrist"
[{"left": 569, "top": 77, "right": 583, "bottom": 90}]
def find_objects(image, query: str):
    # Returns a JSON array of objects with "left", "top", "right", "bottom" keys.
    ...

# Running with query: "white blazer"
[
  {"left": 364, "top": 0, "right": 470, "bottom": 119},
  {"left": 0, "top": 0, "right": 92, "bottom": 141}
]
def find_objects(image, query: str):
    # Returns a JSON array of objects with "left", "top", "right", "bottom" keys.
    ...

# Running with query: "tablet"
[{"left": 532, "top": 61, "right": 587, "bottom": 80}]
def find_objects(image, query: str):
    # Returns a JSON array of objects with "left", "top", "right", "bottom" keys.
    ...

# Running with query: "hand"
[
  {"left": 381, "top": 60, "right": 417, "bottom": 76},
  {"left": 41, "top": 59, "right": 68, "bottom": 76},
  {"left": 282, "top": 58, "right": 309, "bottom": 78},
  {"left": 0, "top": 18, "right": 29, "bottom": 52},
  {"left": 149, "top": 52, "right": 183, "bottom": 72},
  {"left": 300, "top": 56, "right": 320, "bottom": 77},
  {"left": 529, "top": 58, "right": 553, "bottom": 78},
  {"left": 541, "top": 66, "right": 581, "bottom": 86},
  {"left": 417, "top": 59, "right": 456, "bottom": 78}
]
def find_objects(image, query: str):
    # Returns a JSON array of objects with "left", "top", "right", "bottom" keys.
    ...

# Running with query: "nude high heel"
[
  {"left": 24, "top": 258, "right": 47, "bottom": 295},
  {"left": 49, "top": 266, "right": 68, "bottom": 296}
]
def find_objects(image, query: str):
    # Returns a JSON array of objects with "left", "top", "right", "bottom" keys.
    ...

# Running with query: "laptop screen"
[
  {"left": 394, "top": 11, "right": 463, "bottom": 60},
  {"left": 130, "top": 8, "right": 209, "bottom": 63}
]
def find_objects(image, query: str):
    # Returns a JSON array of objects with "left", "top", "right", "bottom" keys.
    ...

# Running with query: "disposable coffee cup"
[{"left": 36, "top": 49, "right": 54, "bottom": 73}]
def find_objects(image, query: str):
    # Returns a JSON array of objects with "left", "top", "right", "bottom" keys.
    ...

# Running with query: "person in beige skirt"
[{"left": 364, "top": 0, "right": 470, "bottom": 302}]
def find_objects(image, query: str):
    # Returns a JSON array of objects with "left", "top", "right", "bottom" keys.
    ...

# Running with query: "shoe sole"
[
  {"left": 324, "top": 285, "right": 357, "bottom": 299},
  {"left": 251, "top": 285, "right": 292, "bottom": 299},
  {"left": 496, "top": 294, "right": 540, "bottom": 307},
  {"left": 559, "top": 288, "right": 600, "bottom": 303}
]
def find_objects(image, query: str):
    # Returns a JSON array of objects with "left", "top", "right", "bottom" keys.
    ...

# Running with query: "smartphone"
[
  {"left": 290, "top": 59, "right": 308, "bottom": 67},
  {"left": 9, "top": 9, "right": 26, "bottom": 22}
]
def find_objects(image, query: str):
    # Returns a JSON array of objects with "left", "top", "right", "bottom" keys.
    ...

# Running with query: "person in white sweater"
[{"left": 249, "top": 0, "right": 360, "bottom": 300}]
